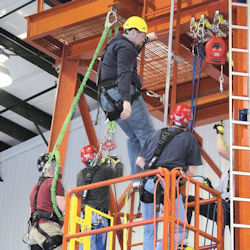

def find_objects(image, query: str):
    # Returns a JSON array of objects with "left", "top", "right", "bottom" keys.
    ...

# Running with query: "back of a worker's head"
[
  {"left": 37, "top": 153, "right": 56, "bottom": 175},
  {"left": 81, "top": 145, "right": 98, "bottom": 167},
  {"left": 170, "top": 104, "right": 193, "bottom": 129}
]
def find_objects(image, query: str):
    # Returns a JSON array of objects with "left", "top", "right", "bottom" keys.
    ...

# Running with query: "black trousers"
[{"left": 186, "top": 195, "right": 230, "bottom": 228}]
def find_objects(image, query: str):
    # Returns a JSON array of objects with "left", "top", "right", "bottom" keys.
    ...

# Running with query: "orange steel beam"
[
  {"left": 170, "top": 0, "right": 181, "bottom": 115},
  {"left": 194, "top": 184, "right": 200, "bottom": 249},
  {"left": 48, "top": 46, "right": 79, "bottom": 172},
  {"left": 109, "top": 188, "right": 123, "bottom": 249},
  {"left": 193, "top": 130, "right": 222, "bottom": 177},
  {"left": 75, "top": 78, "right": 99, "bottom": 150},
  {"left": 147, "top": 0, "right": 228, "bottom": 33},
  {"left": 233, "top": 7, "right": 250, "bottom": 250},
  {"left": 147, "top": 99, "right": 228, "bottom": 127},
  {"left": 127, "top": 191, "right": 135, "bottom": 250},
  {"left": 37, "top": 0, "right": 43, "bottom": 12},
  {"left": 26, "top": 0, "right": 118, "bottom": 39}
]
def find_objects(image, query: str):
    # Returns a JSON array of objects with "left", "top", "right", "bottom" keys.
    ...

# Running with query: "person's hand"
[
  {"left": 186, "top": 166, "right": 196, "bottom": 177},
  {"left": 203, "top": 178, "right": 213, "bottom": 189},
  {"left": 147, "top": 32, "right": 158, "bottom": 41},
  {"left": 213, "top": 120, "right": 224, "bottom": 135},
  {"left": 120, "top": 101, "right": 132, "bottom": 120}
]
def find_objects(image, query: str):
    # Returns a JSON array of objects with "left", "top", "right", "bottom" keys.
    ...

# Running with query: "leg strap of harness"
[
  {"left": 30, "top": 244, "right": 42, "bottom": 250},
  {"left": 34, "top": 223, "right": 62, "bottom": 250},
  {"left": 99, "top": 81, "right": 141, "bottom": 121},
  {"left": 139, "top": 176, "right": 163, "bottom": 207}
]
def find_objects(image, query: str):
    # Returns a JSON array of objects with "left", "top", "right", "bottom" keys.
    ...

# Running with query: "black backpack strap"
[
  {"left": 82, "top": 165, "right": 99, "bottom": 203},
  {"left": 140, "top": 128, "right": 184, "bottom": 204},
  {"left": 147, "top": 127, "right": 184, "bottom": 169},
  {"left": 34, "top": 177, "right": 49, "bottom": 211}
]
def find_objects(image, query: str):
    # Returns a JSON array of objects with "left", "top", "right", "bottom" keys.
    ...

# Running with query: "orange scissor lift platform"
[
  {"left": 25, "top": 0, "right": 249, "bottom": 249},
  {"left": 62, "top": 168, "right": 224, "bottom": 250}
]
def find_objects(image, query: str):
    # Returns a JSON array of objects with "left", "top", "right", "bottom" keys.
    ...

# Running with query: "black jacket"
[
  {"left": 100, "top": 34, "right": 143, "bottom": 102},
  {"left": 76, "top": 162, "right": 123, "bottom": 213}
]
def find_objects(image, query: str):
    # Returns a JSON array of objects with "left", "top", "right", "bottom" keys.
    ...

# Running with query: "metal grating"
[
  {"left": 52, "top": 15, "right": 126, "bottom": 44},
  {"left": 33, "top": 15, "right": 126, "bottom": 56},
  {"left": 139, "top": 40, "right": 208, "bottom": 89}
]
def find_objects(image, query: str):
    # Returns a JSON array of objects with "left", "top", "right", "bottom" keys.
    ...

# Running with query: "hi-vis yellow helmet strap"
[{"left": 123, "top": 16, "right": 148, "bottom": 33}]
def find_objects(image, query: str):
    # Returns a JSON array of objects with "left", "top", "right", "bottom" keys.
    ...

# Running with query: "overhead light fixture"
[
  {"left": 0, "top": 48, "right": 9, "bottom": 63},
  {"left": 0, "top": 62, "right": 12, "bottom": 87},
  {"left": 0, "top": 49, "right": 12, "bottom": 87}
]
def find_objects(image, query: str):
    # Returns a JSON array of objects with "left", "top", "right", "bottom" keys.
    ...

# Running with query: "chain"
[{"left": 219, "top": 65, "right": 224, "bottom": 93}]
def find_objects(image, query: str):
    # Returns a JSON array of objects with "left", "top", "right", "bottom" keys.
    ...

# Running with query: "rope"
[
  {"left": 190, "top": 43, "right": 204, "bottom": 133},
  {"left": 123, "top": 192, "right": 129, "bottom": 249},
  {"left": 48, "top": 9, "right": 117, "bottom": 220},
  {"left": 175, "top": 172, "right": 190, "bottom": 250},
  {"left": 153, "top": 178, "right": 160, "bottom": 250}
]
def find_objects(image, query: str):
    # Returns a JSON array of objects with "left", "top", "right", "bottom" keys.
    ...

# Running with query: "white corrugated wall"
[{"left": 0, "top": 109, "right": 230, "bottom": 249}]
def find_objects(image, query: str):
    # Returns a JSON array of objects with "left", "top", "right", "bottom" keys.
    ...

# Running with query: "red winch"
[{"left": 205, "top": 36, "right": 227, "bottom": 65}]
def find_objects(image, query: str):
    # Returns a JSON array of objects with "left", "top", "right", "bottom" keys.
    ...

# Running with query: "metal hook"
[{"left": 105, "top": 7, "right": 117, "bottom": 28}]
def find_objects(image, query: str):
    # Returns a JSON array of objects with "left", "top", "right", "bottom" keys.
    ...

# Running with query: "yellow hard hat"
[{"left": 123, "top": 16, "right": 148, "bottom": 33}]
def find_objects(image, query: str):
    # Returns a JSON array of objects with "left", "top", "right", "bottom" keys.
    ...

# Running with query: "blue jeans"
[
  {"left": 141, "top": 178, "right": 188, "bottom": 250},
  {"left": 79, "top": 212, "right": 109, "bottom": 250},
  {"left": 100, "top": 86, "right": 154, "bottom": 180}
]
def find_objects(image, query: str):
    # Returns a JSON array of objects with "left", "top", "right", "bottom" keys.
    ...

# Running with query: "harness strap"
[
  {"left": 146, "top": 128, "right": 184, "bottom": 169},
  {"left": 82, "top": 165, "right": 99, "bottom": 204},
  {"left": 140, "top": 128, "right": 184, "bottom": 204},
  {"left": 30, "top": 176, "right": 62, "bottom": 249},
  {"left": 34, "top": 177, "right": 49, "bottom": 211},
  {"left": 99, "top": 80, "right": 141, "bottom": 121}
]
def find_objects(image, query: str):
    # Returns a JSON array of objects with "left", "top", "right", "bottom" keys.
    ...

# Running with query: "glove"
[
  {"left": 203, "top": 178, "right": 213, "bottom": 189},
  {"left": 213, "top": 120, "right": 224, "bottom": 135}
]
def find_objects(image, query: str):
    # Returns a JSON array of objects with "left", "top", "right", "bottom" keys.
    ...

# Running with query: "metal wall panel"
[{"left": 0, "top": 112, "right": 230, "bottom": 249}]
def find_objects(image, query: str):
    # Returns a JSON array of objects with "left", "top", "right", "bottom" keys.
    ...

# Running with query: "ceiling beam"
[
  {"left": 0, "top": 27, "right": 98, "bottom": 100},
  {"left": 0, "top": 116, "right": 37, "bottom": 141},
  {"left": 0, "top": 141, "right": 11, "bottom": 152},
  {"left": 0, "top": 90, "right": 52, "bottom": 130},
  {"left": 0, "top": 28, "right": 57, "bottom": 77}
]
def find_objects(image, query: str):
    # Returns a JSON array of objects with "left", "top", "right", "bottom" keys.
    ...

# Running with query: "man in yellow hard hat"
[{"left": 97, "top": 16, "right": 157, "bottom": 184}]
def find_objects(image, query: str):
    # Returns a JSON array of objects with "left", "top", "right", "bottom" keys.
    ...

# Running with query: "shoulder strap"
[
  {"left": 147, "top": 128, "right": 184, "bottom": 168},
  {"left": 82, "top": 165, "right": 100, "bottom": 202},
  {"left": 97, "top": 38, "right": 117, "bottom": 85},
  {"left": 34, "top": 176, "right": 49, "bottom": 211}
]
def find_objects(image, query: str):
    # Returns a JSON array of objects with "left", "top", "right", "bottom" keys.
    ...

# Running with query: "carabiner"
[{"left": 105, "top": 7, "right": 117, "bottom": 28}]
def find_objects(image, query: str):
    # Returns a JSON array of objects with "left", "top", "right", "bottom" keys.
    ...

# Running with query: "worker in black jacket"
[
  {"left": 76, "top": 145, "right": 123, "bottom": 250},
  {"left": 98, "top": 16, "right": 157, "bottom": 185}
]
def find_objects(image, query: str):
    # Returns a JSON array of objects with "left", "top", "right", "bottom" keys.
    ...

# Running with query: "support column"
[
  {"left": 76, "top": 78, "right": 99, "bottom": 150},
  {"left": 170, "top": 0, "right": 181, "bottom": 114},
  {"left": 48, "top": 45, "right": 79, "bottom": 173}
]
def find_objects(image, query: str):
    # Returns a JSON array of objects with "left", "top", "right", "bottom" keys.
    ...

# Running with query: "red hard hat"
[
  {"left": 81, "top": 145, "right": 97, "bottom": 164},
  {"left": 170, "top": 104, "right": 193, "bottom": 126}
]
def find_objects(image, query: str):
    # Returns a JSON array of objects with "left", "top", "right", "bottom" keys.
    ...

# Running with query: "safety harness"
[
  {"left": 29, "top": 177, "right": 62, "bottom": 250},
  {"left": 97, "top": 41, "right": 141, "bottom": 121},
  {"left": 81, "top": 165, "right": 99, "bottom": 206},
  {"left": 139, "top": 128, "right": 184, "bottom": 204}
]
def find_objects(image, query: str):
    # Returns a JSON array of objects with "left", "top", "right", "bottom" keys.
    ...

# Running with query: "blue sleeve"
[
  {"left": 116, "top": 45, "right": 136, "bottom": 102},
  {"left": 139, "top": 137, "right": 150, "bottom": 158},
  {"left": 187, "top": 135, "right": 202, "bottom": 166}
]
